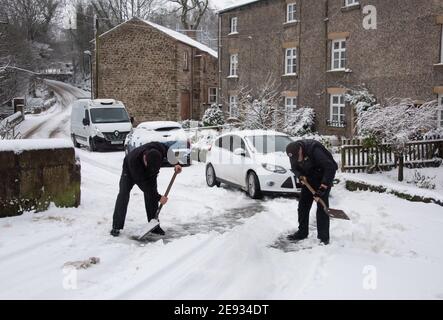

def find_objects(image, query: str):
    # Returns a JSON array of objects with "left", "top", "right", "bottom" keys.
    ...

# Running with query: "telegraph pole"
[{"left": 94, "top": 15, "right": 99, "bottom": 99}]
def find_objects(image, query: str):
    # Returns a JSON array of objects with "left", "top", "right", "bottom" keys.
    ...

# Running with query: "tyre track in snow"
[{"left": 22, "top": 80, "right": 88, "bottom": 139}]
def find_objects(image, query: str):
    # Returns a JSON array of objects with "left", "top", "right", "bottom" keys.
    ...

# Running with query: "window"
[
  {"left": 208, "top": 87, "right": 217, "bottom": 104},
  {"left": 330, "top": 94, "right": 346, "bottom": 125},
  {"left": 344, "top": 0, "right": 359, "bottom": 6},
  {"left": 331, "top": 39, "right": 346, "bottom": 70},
  {"left": 229, "top": 54, "right": 238, "bottom": 77},
  {"left": 285, "top": 48, "right": 297, "bottom": 75},
  {"left": 183, "top": 51, "right": 189, "bottom": 71},
  {"left": 287, "top": 3, "right": 297, "bottom": 22},
  {"left": 230, "top": 17, "right": 238, "bottom": 34},
  {"left": 438, "top": 94, "right": 443, "bottom": 127},
  {"left": 229, "top": 95, "right": 239, "bottom": 118},
  {"left": 285, "top": 97, "right": 297, "bottom": 123}
]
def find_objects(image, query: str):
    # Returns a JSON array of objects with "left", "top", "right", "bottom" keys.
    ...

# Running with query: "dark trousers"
[
  {"left": 297, "top": 179, "right": 330, "bottom": 242},
  {"left": 112, "top": 159, "right": 159, "bottom": 230}
]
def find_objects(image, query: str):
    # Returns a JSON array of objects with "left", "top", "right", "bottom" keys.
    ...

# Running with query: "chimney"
[{"left": 185, "top": 25, "right": 197, "bottom": 40}]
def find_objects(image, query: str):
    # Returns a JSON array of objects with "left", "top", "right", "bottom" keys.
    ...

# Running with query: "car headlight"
[
  {"left": 94, "top": 128, "right": 104, "bottom": 138},
  {"left": 262, "top": 163, "right": 287, "bottom": 174}
]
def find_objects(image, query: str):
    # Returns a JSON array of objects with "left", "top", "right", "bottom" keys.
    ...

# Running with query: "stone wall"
[{"left": 0, "top": 144, "right": 81, "bottom": 218}]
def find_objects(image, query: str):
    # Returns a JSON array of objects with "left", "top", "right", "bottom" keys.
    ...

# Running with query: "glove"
[{"left": 314, "top": 185, "right": 328, "bottom": 198}]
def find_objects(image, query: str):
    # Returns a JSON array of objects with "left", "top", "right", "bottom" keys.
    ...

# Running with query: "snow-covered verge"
[
  {"left": 340, "top": 167, "right": 443, "bottom": 204},
  {"left": 0, "top": 149, "right": 443, "bottom": 299}
]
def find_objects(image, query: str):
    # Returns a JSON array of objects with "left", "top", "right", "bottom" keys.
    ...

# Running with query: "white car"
[
  {"left": 205, "top": 130, "right": 300, "bottom": 198},
  {"left": 124, "top": 121, "right": 191, "bottom": 165}
]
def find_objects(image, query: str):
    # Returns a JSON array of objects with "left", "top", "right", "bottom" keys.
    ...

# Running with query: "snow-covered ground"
[{"left": 1, "top": 80, "right": 443, "bottom": 300}]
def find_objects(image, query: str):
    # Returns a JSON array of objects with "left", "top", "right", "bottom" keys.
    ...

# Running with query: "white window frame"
[
  {"left": 284, "top": 97, "right": 297, "bottom": 123},
  {"left": 230, "top": 17, "right": 238, "bottom": 34},
  {"left": 331, "top": 38, "right": 346, "bottom": 70},
  {"left": 344, "top": 0, "right": 359, "bottom": 7},
  {"left": 286, "top": 3, "right": 297, "bottom": 23},
  {"left": 208, "top": 87, "right": 217, "bottom": 104},
  {"left": 229, "top": 95, "right": 239, "bottom": 118},
  {"left": 438, "top": 94, "right": 443, "bottom": 128},
  {"left": 330, "top": 94, "right": 346, "bottom": 124},
  {"left": 285, "top": 48, "right": 297, "bottom": 75},
  {"left": 229, "top": 54, "right": 238, "bottom": 77}
]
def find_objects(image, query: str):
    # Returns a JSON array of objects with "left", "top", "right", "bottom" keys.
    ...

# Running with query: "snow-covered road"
[{"left": 1, "top": 81, "right": 443, "bottom": 299}]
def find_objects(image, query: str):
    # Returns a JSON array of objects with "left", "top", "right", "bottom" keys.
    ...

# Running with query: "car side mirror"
[
  {"left": 130, "top": 116, "right": 134, "bottom": 124},
  {"left": 233, "top": 148, "right": 246, "bottom": 157},
  {"left": 82, "top": 118, "right": 90, "bottom": 126}
]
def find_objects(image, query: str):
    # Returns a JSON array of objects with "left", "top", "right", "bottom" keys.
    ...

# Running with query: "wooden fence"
[{"left": 341, "top": 136, "right": 443, "bottom": 173}]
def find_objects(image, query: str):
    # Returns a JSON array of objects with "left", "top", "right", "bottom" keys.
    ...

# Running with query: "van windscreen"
[{"left": 90, "top": 108, "right": 130, "bottom": 124}]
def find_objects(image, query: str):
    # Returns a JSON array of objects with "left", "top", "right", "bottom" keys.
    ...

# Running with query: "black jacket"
[
  {"left": 290, "top": 140, "right": 338, "bottom": 187},
  {"left": 126, "top": 142, "right": 167, "bottom": 198}
]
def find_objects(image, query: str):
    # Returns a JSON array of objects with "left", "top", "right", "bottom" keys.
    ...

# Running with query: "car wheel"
[
  {"left": 89, "top": 138, "right": 98, "bottom": 152},
  {"left": 206, "top": 164, "right": 220, "bottom": 187},
  {"left": 71, "top": 134, "right": 80, "bottom": 148},
  {"left": 247, "top": 171, "right": 262, "bottom": 199}
]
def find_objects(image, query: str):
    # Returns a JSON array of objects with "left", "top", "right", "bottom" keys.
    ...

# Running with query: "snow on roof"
[
  {"left": 0, "top": 139, "right": 73, "bottom": 153},
  {"left": 220, "top": 129, "right": 289, "bottom": 138},
  {"left": 217, "top": 0, "right": 263, "bottom": 13},
  {"left": 137, "top": 121, "right": 182, "bottom": 130},
  {"left": 98, "top": 18, "right": 217, "bottom": 58}
]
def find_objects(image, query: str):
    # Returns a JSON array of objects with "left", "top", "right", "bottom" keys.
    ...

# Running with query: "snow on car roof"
[
  {"left": 137, "top": 121, "right": 182, "bottom": 130},
  {"left": 218, "top": 130, "right": 289, "bottom": 138}
]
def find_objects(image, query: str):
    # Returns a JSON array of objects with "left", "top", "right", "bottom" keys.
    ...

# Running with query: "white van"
[{"left": 70, "top": 99, "right": 133, "bottom": 151}]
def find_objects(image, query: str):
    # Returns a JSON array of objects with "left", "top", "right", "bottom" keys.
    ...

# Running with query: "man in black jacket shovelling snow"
[
  {"left": 110, "top": 142, "right": 182, "bottom": 237},
  {"left": 286, "top": 140, "right": 338, "bottom": 245}
]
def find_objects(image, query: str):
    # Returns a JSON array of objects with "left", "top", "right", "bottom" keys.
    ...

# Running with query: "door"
[
  {"left": 230, "top": 136, "right": 250, "bottom": 186},
  {"left": 180, "top": 91, "right": 190, "bottom": 120}
]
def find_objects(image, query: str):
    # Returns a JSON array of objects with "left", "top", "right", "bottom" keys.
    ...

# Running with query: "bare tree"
[{"left": 170, "top": 0, "right": 208, "bottom": 30}]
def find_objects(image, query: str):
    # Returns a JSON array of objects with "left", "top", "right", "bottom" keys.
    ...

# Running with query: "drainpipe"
[
  {"left": 218, "top": 14, "right": 222, "bottom": 109},
  {"left": 191, "top": 47, "right": 195, "bottom": 120},
  {"left": 297, "top": 0, "right": 302, "bottom": 106},
  {"left": 324, "top": 0, "right": 329, "bottom": 134}
]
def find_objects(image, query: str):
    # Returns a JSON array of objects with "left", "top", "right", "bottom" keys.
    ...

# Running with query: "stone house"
[
  {"left": 93, "top": 17, "right": 218, "bottom": 123},
  {"left": 218, "top": 0, "right": 443, "bottom": 136}
]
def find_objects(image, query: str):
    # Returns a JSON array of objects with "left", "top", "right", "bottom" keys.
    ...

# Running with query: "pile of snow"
[{"left": 0, "top": 138, "right": 73, "bottom": 153}]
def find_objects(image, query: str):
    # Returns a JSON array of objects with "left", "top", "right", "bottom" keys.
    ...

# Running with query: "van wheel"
[
  {"left": 206, "top": 164, "right": 220, "bottom": 187},
  {"left": 71, "top": 134, "right": 80, "bottom": 148},
  {"left": 247, "top": 171, "right": 262, "bottom": 199},
  {"left": 89, "top": 138, "right": 98, "bottom": 152}
]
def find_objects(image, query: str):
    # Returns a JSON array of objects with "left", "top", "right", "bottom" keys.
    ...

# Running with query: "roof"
[
  {"left": 98, "top": 18, "right": 217, "bottom": 58},
  {"left": 219, "top": 129, "right": 289, "bottom": 138},
  {"left": 137, "top": 121, "right": 182, "bottom": 130},
  {"left": 217, "top": 0, "right": 263, "bottom": 14}
]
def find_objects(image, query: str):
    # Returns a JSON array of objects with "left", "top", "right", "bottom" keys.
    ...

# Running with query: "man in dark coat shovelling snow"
[
  {"left": 286, "top": 139, "right": 338, "bottom": 245},
  {"left": 110, "top": 142, "right": 182, "bottom": 237}
]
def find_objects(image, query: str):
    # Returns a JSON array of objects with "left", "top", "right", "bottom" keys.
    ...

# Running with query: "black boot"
[
  {"left": 287, "top": 231, "right": 308, "bottom": 242},
  {"left": 150, "top": 225, "right": 165, "bottom": 236},
  {"left": 319, "top": 239, "right": 329, "bottom": 245},
  {"left": 110, "top": 228, "right": 120, "bottom": 237}
]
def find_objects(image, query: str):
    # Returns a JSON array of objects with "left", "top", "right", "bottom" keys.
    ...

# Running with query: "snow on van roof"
[
  {"left": 0, "top": 139, "right": 73, "bottom": 153},
  {"left": 137, "top": 121, "right": 182, "bottom": 130}
]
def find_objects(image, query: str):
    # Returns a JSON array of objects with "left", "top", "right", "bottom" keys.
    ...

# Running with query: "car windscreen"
[
  {"left": 154, "top": 127, "right": 181, "bottom": 132},
  {"left": 90, "top": 108, "right": 130, "bottom": 124},
  {"left": 246, "top": 135, "right": 292, "bottom": 154}
]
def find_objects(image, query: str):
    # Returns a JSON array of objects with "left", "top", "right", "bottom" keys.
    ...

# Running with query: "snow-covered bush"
[
  {"left": 202, "top": 104, "right": 225, "bottom": 127},
  {"left": 284, "top": 107, "right": 315, "bottom": 136},
  {"left": 407, "top": 170, "right": 436, "bottom": 190},
  {"left": 356, "top": 98, "right": 439, "bottom": 181},
  {"left": 237, "top": 76, "right": 285, "bottom": 130},
  {"left": 181, "top": 119, "right": 202, "bottom": 129},
  {"left": 345, "top": 87, "right": 377, "bottom": 116}
]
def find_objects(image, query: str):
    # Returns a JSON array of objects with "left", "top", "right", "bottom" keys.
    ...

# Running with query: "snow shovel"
[
  {"left": 138, "top": 170, "right": 179, "bottom": 240},
  {"left": 300, "top": 176, "right": 350, "bottom": 221}
]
